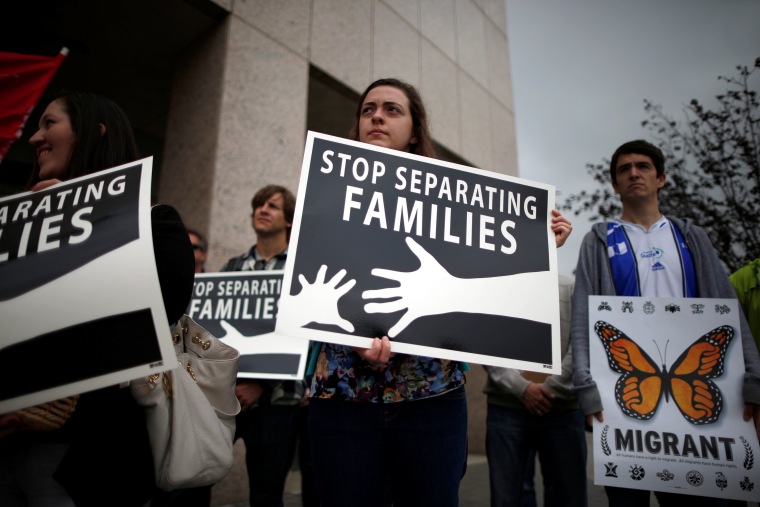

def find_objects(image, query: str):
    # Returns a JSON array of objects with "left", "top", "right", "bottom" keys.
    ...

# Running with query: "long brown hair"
[
  {"left": 27, "top": 91, "right": 139, "bottom": 188},
  {"left": 349, "top": 78, "right": 437, "bottom": 159}
]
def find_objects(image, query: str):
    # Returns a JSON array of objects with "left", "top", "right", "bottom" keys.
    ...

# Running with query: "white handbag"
[{"left": 131, "top": 314, "right": 241, "bottom": 491}]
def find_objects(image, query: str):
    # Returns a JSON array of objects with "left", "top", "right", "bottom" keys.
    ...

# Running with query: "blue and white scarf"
[{"left": 606, "top": 220, "right": 697, "bottom": 297}]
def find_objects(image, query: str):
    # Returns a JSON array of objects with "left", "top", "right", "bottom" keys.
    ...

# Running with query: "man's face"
[
  {"left": 612, "top": 153, "right": 665, "bottom": 203},
  {"left": 252, "top": 192, "right": 291, "bottom": 236}
]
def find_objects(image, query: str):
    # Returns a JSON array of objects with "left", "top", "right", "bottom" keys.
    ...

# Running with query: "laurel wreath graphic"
[
  {"left": 741, "top": 436, "right": 755, "bottom": 470},
  {"left": 601, "top": 425, "right": 611, "bottom": 456}
]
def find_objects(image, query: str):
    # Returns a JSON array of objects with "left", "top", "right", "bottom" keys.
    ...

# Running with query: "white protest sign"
[
  {"left": 0, "top": 158, "right": 177, "bottom": 412},
  {"left": 188, "top": 271, "right": 307, "bottom": 380},
  {"left": 276, "top": 132, "right": 561, "bottom": 372},
  {"left": 589, "top": 295, "right": 759, "bottom": 501}
]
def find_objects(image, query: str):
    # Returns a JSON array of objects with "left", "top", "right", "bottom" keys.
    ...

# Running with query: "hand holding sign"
[{"left": 293, "top": 265, "right": 356, "bottom": 332}]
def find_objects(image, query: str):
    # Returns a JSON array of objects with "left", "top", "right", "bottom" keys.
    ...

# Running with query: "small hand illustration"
[
  {"left": 218, "top": 320, "right": 302, "bottom": 356},
  {"left": 291, "top": 265, "right": 356, "bottom": 332},
  {"left": 218, "top": 320, "right": 250, "bottom": 353},
  {"left": 363, "top": 237, "right": 457, "bottom": 337}
]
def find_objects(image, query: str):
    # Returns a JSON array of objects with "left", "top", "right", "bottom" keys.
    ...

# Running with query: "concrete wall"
[{"left": 158, "top": 0, "right": 516, "bottom": 271}]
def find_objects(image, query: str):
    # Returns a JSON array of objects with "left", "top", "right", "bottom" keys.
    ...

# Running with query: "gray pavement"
[
  {"left": 217, "top": 433, "right": 609, "bottom": 506},
  {"left": 217, "top": 431, "right": 759, "bottom": 506},
  {"left": 268, "top": 451, "right": 607, "bottom": 506}
]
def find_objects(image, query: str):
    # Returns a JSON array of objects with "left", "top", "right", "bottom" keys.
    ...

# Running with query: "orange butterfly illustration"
[{"left": 594, "top": 321, "right": 733, "bottom": 425}]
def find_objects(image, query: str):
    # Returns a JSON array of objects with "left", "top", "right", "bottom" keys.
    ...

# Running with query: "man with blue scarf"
[{"left": 570, "top": 139, "right": 760, "bottom": 507}]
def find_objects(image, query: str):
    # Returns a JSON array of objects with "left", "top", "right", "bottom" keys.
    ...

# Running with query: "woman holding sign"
[
  {"left": 306, "top": 78, "right": 573, "bottom": 507},
  {"left": 0, "top": 91, "right": 195, "bottom": 507}
]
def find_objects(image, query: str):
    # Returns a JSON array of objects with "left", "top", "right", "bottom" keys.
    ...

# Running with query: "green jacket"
[{"left": 730, "top": 258, "right": 760, "bottom": 351}]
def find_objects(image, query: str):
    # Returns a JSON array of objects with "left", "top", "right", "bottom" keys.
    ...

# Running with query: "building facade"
[
  {"left": 159, "top": 0, "right": 517, "bottom": 270},
  {"left": 3, "top": 0, "right": 518, "bottom": 499}
]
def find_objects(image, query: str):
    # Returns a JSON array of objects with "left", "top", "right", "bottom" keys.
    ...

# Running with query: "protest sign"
[
  {"left": 276, "top": 132, "right": 561, "bottom": 372},
  {"left": 589, "top": 295, "right": 759, "bottom": 501},
  {"left": 0, "top": 158, "right": 177, "bottom": 412},
  {"left": 188, "top": 271, "right": 307, "bottom": 379}
]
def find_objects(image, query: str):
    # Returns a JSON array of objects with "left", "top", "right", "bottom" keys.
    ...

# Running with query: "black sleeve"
[{"left": 151, "top": 204, "right": 195, "bottom": 325}]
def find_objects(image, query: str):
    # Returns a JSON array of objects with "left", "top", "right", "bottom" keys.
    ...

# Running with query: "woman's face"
[
  {"left": 29, "top": 99, "right": 76, "bottom": 180},
  {"left": 358, "top": 85, "right": 417, "bottom": 153}
]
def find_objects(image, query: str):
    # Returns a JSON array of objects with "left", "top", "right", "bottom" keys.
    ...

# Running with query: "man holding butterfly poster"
[{"left": 571, "top": 139, "right": 760, "bottom": 506}]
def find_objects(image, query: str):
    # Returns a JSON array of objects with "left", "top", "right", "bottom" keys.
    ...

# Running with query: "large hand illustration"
[
  {"left": 363, "top": 237, "right": 458, "bottom": 337},
  {"left": 290, "top": 265, "right": 356, "bottom": 332},
  {"left": 363, "top": 237, "right": 554, "bottom": 337}
]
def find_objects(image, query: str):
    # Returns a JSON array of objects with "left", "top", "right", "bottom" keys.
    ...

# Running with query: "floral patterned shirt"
[{"left": 309, "top": 343, "right": 465, "bottom": 402}]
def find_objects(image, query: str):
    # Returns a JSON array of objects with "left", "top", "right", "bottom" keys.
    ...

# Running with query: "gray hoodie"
[{"left": 571, "top": 216, "right": 760, "bottom": 416}]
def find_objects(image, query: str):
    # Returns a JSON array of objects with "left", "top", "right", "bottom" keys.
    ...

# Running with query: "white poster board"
[
  {"left": 589, "top": 295, "right": 759, "bottom": 501},
  {"left": 0, "top": 158, "right": 177, "bottom": 412},
  {"left": 188, "top": 271, "right": 307, "bottom": 379},
  {"left": 276, "top": 132, "right": 561, "bottom": 373}
]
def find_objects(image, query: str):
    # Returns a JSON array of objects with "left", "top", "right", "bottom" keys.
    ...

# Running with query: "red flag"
[{"left": 0, "top": 48, "right": 67, "bottom": 164}]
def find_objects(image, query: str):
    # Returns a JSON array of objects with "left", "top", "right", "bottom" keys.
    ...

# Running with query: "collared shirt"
[{"left": 240, "top": 245, "right": 288, "bottom": 272}]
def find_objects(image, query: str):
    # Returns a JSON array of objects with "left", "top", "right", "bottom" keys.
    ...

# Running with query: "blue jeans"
[
  {"left": 521, "top": 449, "right": 537, "bottom": 507},
  {"left": 486, "top": 404, "right": 587, "bottom": 507},
  {"left": 236, "top": 403, "right": 300, "bottom": 507},
  {"left": 308, "top": 387, "right": 467, "bottom": 507}
]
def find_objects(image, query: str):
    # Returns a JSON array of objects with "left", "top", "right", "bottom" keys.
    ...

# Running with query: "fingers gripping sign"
[
  {"left": 353, "top": 336, "right": 392, "bottom": 365},
  {"left": 551, "top": 209, "right": 573, "bottom": 248},
  {"left": 293, "top": 265, "right": 357, "bottom": 332}
]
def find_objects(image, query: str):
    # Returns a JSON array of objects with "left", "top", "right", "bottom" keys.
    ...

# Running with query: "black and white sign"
[
  {"left": 0, "top": 158, "right": 177, "bottom": 412},
  {"left": 188, "top": 271, "right": 307, "bottom": 379},
  {"left": 589, "top": 296, "right": 759, "bottom": 501},
  {"left": 276, "top": 132, "right": 561, "bottom": 371}
]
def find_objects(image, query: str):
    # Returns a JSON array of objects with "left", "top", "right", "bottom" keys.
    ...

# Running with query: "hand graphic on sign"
[
  {"left": 363, "top": 237, "right": 555, "bottom": 336},
  {"left": 290, "top": 265, "right": 356, "bottom": 332},
  {"left": 218, "top": 320, "right": 250, "bottom": 351},
  {"left": 363, "top": 237, "right": 456, "bottom": 336}
]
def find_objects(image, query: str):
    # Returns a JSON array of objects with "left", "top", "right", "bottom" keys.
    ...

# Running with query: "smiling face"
[
  {"left": 612, "top": 153, "right": 666, "bottom": 203},
  {"left": 29, "top": 99, "right": 77, "bottom": 181},
  {"left": 358, "top": 85, "right": 417, "bottom": 153}
]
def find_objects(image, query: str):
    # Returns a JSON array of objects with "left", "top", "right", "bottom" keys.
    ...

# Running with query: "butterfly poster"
[{"left": 589, "top": 295, "right": 759, "bottom": 501}]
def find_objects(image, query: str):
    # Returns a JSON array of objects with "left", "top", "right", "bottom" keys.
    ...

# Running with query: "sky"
[{"left": 506, "top": 0, "right": 760, "bottom": 276}]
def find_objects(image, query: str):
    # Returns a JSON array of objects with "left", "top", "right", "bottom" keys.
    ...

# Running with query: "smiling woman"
[
  {"left": 26, "top": 91, "right": 139, "bottom": 190},
  {"left": 0, "top": 90, "right": 195, "bottom": 507},
  {"left": 29, "top": 100, "right": 77, "bottom": 181}
]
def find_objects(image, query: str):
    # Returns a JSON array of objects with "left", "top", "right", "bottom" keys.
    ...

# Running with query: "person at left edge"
[
  {"left": 220, "top": 185, "right": 315, "bottom": 507},
  {"left": 187, "top": 228, "right": 208, "bottom": 274},
  {"left": 0, "top": 91, "right": 195, "bottom": 507}
]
